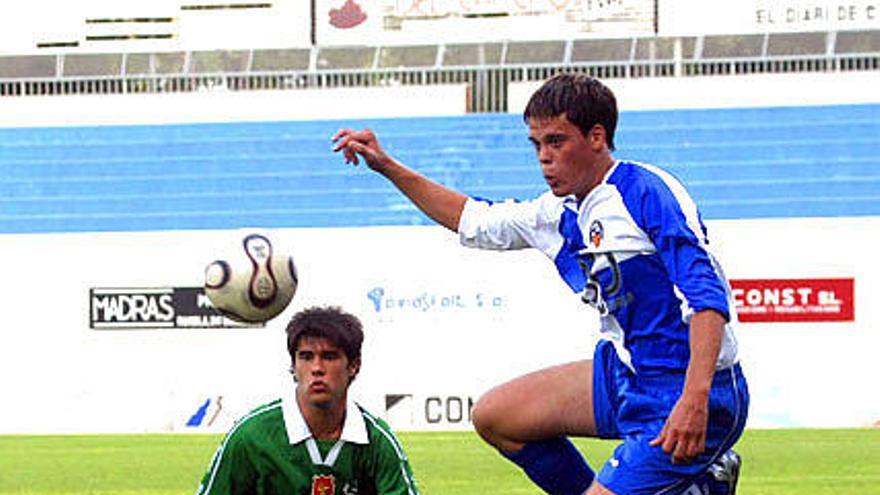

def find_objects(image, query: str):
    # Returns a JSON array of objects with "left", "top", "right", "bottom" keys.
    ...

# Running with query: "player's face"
[
  {"left": 528, "top": 114, "right": 611, "bottom": 200},
  {"left": 293, "top": 336, "right": 358, "bottom": 410}
]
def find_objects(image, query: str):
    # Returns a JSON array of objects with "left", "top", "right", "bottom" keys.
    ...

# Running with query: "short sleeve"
[{"left": 196, "top": 429, "right": 258, "bottom": 495}]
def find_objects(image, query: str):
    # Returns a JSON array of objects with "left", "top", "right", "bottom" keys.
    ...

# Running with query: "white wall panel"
[
  {"left": 315, "top": 0, "right": 656, "bottom": 46},
  {"left": 660, "top": 0, "right": 880, "bottom": 36},
  {"left": 509, "top": 72, "right": 880, "bottom": 113},
  {"left": 0, "top": 0, "right": 310, "bottom": 56},
  {"left": 0, "top": 226, "right": 591, "bottom": 433},
  {"left": 0, "top": 84, "right": 468, "bottom": 128},
  {"left": 1, "top": 217, "right": 878, "bottom": 433}
]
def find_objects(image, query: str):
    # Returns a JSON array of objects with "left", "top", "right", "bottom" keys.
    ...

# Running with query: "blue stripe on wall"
[{"left": 1, "top": 104, "right": 879, "bottom": 234}]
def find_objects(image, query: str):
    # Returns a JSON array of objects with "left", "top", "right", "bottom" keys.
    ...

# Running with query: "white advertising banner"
[
  {"left": 0, "top": 0, "right": 311, "bottom": 56},
  {"left": 0, "top": 226, "right": 592, "bottom": 434},
  {"left": 660, "top": 0, "right": 880, "bottom": 36},
  {"left": 316, "top": 0, "right": 656, "bottom": 46},
  {"left": 1, "top": 217, "right": 878, "bottom": 433},
  {"left": 708, "top": 217, "right": 880, "bottom": 429},
  {"left": 753, "top": 0, "right": 880, "bottom": 32}
]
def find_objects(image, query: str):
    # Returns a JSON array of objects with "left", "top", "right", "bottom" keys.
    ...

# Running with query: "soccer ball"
[{"left": 204, "top": 233, "right": 298, "bottom": 323}]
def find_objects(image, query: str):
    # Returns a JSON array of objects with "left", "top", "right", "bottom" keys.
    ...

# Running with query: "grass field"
[{"left": 1, "top": 428, "right": 878, "bottom": 494}]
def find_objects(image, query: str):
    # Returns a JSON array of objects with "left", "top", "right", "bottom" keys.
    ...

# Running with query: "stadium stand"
[
  {"left": 633, "top": 37, "right": 696, "bottom": 60},
  {"left": 701, "top": 35, "right": 766, "bottom": 58},
  {"left": 2, "top": 103, "right": 878, "bottom": 234},
  {"left": 765, "top": 32, "right": 828, "bottom": 56},
  {"left": 836, "top": 29, "right": 880, "bottom": 53},
  {"left": 62, "top": 54, "right": 123, "bottom": 77},
  {"left": 251, "top": 49, "right": 311, "bottom": 72},
  {"left": 317, "top": 46, "right": 375, "bottom": 70},
  {"left": 2, "top": 30, "right": 880, "bottom": 111},
  {"left": 2, "top": 8, "right": 878, "bottom": 234},
  {"left": 572, "top": 38, "right": 637, "bottom": 62},
  {"left": 505, "top": 41, "right": 567, "bottom": 64},
  {"left": 126, "top": 52, "right": 187, "bottom": 74},
  {"left": 378, "top": 45, "right": 439, "bottom": 68},
  {"left": 190, "top": 50, "right": 251, "bottom": 73},
  {"left": 442, "top": 43, "right": 504, "bottom": 67}
]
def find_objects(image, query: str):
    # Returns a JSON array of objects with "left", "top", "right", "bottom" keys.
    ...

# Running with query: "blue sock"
[{"left": 502, "top": 437, "right": 595, "bottom": 495}]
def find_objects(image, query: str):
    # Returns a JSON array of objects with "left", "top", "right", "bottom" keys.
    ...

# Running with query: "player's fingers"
[
  {"left": 659, "top": 431, "right": 683, "bottom": 464},
  {"left": 686, "top": 434, "right": 706, "bottom": 459},
  {"left": 671, "top": 449, "right": 687, "bottom": 464},
  {"left": 649, "top": 426, "right": 666, "bottom": 448},
  {"left": 332, "top": 136, "right": 362, "bottom": 165},
  {"left": 332, "top": 134, "right": 353, "bottom": 153},
  {"left": 331, "top": 128, "right": 352, "bottom": 143},
  {"left": 651, "top": 420, "right": 676, "bottom": 449},
  {"left": 663, "top": 432, "right": 680, "bottom": 456},
  {"left": 332, "top": 130, "right": 368, "bottom": 154},
  {"left": 663, "top": 423, "right": 691, "bottom": 455},
  {"left": 675, "top": 433, "right": 706, "bottom": 464},
  {"left": 332, "top": 135, "right": 354, "bottom": 162},
  {"left": 343, "top": 145, "right": 359, "bottom": 165}
]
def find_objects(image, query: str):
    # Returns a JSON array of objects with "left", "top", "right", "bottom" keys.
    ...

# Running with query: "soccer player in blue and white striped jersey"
[{"left": 333, "top": 73, "right": 748, "bottom": 495}]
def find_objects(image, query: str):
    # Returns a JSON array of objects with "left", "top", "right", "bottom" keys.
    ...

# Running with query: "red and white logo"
[
  {"left": 730, "top": 278, "right": 854, "bottom": 323},
  {"left": 589, "top": 220, "right": 604, "bottom": 248},
  {"left": 312, "top": 474, "right": 335, "bottom": 495},
  {"left": 329, "top": 0, "right": 367, "bottom": 29}
]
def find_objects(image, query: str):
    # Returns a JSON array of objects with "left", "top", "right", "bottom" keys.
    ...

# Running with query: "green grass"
[{"left": 0, "top": 429, "right": 878, "bottom": 494}]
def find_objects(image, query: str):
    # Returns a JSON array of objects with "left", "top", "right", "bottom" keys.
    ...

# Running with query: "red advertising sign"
[{"left": 730, "top": 278, "right": 854, "bottom": 323}]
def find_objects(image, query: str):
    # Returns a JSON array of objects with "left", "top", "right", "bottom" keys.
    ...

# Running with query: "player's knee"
[
  {"left": 470, "top": 397, "right": 493, "bottom": 438},
  {"left": 471, "top": 396, "right": 509, "bottom": 448},
  {"left": 471, "top": 398, "right": 522, "bottom": 454}
]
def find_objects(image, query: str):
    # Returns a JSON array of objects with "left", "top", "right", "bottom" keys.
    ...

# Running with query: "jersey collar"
[
  {"left": 572, "top": 159, "right": 621, "bottom": 208},
  {"left": 281, "top": 379, "right": 370, "bottom": 446}
]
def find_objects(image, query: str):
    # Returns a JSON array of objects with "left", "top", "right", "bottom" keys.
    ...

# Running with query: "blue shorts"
[{"left": 592, "top": 340, "right": 749, "bottom": 495}]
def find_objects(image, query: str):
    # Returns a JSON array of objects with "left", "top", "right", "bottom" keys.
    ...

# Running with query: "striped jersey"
[
  {"left": 196, "top": 385, "right": 420, "bottom": 495},
  {"left": 458, "top": 160, "right": 739, "bottom": 375}
]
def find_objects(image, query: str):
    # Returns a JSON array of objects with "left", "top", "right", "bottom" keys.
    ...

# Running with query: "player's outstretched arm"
[{"left": 332, "top": 128, "right": 467, "bottom": 232}]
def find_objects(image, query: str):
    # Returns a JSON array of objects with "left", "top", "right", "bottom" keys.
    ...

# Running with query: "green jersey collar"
[{"left": 281, "top": 380, "right": 370, "bottom": 446}]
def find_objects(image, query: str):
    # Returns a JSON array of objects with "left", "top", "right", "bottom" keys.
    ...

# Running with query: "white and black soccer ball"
[{"left": 204, "top": 233, "right": 298, "bottom": 323}]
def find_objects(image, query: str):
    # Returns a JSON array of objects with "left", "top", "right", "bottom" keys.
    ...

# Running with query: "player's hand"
[
  {"left": 649, "top": 391, "right": 709, "bottom": 464},
  {"left": 332, "top": 128, "right": 390, "bottom": 172}
]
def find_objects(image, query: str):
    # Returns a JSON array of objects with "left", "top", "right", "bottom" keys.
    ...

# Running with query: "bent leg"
[
  {"left": 472, "top": 359, "right": 597, "bottom": 452},
  {"left": 473, "top": 360, "right": 598, "bottom": 495}
]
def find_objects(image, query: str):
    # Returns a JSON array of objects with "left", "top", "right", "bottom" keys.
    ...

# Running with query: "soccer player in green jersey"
[{"left": 196, "top": 306, "right": 420, "bottom": 495}]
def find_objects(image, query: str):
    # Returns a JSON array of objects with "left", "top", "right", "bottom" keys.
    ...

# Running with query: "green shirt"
[{"left": 196, "top": 390, "right": 420, "bottom": 495}]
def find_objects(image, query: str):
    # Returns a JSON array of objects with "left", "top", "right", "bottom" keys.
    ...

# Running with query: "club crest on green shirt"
[{"left": 312, "top": 474, "right": 335, "bottom": 495}]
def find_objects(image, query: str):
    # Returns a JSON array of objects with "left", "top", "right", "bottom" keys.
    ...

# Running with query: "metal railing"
[{"left": 2, "top": 53, "right": 878, "bottom": 112}]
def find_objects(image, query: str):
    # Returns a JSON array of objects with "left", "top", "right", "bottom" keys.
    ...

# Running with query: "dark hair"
[
  {"left": 524, "top": 73, "right": 618, "bottom": 151},
  {"left": 286, "top": 306, "right": 364, "bottom": 365}
]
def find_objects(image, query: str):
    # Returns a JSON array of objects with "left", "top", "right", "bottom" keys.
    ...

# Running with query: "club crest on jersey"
[
  {"left": 312, "top": 474, "right": 335, "bottom": 495},
  {"left": 589, "top": 220, "right": 604, "bottom": 248}
]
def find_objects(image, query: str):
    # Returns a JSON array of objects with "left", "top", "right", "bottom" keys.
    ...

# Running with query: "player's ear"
[
  {"left": 348, "top": 358, "right": 361, "bottom": 382},
  {"left": 589, "top": 124, "right": 607, "bottom": 149}
]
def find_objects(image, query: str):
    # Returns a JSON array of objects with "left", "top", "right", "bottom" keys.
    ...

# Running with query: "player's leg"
[
  {"left": 473, "top": 359, "right": 598, "bottom": 450},
  {"left": 592, "top": 363, "right": 749, "bottom": 495},
  {"left": 471, "top": 359, "right": 599, "bottom": 495}
]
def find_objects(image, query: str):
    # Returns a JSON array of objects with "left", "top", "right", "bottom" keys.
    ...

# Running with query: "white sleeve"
[{"left": 457, "top": 193, "right": 560, "bottom": 252}]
